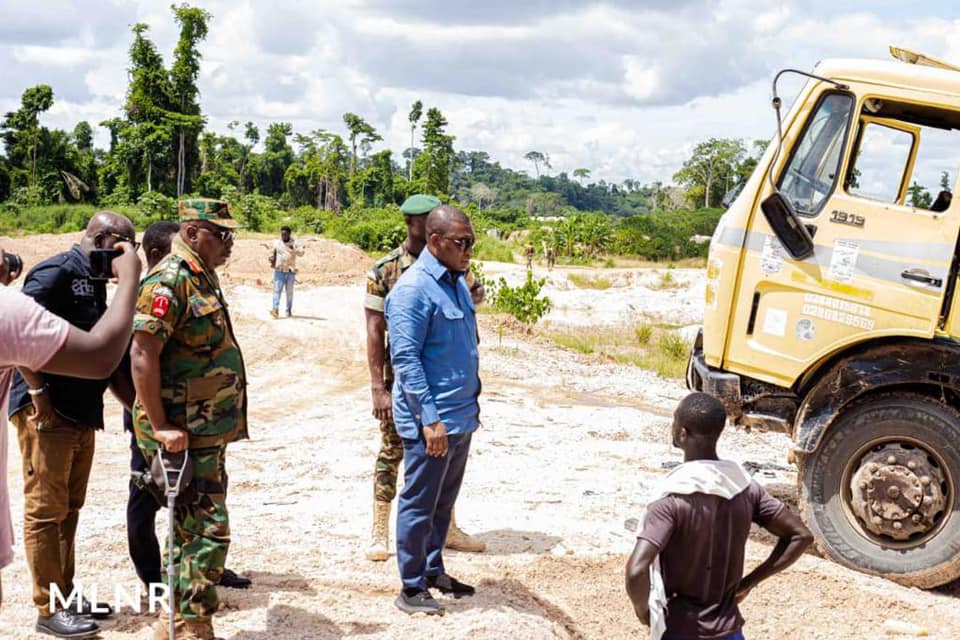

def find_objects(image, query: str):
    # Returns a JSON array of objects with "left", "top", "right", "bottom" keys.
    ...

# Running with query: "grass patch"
[
  {"left": 473, "top": 235, "right": 515, "bottom": 263},
  {"left": 648, "top": 269, "right": 687, "bottom": 291},
  {"left": 634, "top": 321, "right": 654, "bottom": 345},
  {"left": 567, "top": 273, "right": 613, "bottom": 290},
  {"left": 546, "top": 323, "right": 691, "bottom": 379}
]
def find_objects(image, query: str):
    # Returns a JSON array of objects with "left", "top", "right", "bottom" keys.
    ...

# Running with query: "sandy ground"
[{"left": 0, "top": 232, "right": 958, "bottom": 639}]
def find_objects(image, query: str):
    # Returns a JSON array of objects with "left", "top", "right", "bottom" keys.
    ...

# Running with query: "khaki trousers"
[{"left": 12, "top": 409, "right": 95, "bottom": 613}]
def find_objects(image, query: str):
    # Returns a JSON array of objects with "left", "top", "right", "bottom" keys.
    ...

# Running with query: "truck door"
[{"left": 724, "top": 89, "right": 960, "bottom": 387}]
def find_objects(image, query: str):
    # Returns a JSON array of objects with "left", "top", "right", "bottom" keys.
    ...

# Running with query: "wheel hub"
[{"left": 849, "top": 444, "right": 947, "bottom": 541}]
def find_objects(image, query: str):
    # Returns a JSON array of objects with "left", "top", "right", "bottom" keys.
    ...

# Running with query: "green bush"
[
  {"left": 137, "top": 191, "right": 178, "bottom": 225},
  {"left": 487, "top": 270, "right": 552, "bottom": 325},
  {"left": 613, "top": 208, "right": 722, "bottom": 260}
]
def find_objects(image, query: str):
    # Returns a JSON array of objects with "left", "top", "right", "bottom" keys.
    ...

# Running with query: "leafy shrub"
[
  {"left": 487, "top": 270, "right": 552, "bottom": 324},
  {"left": 137, "top": 191, "right": 178, "bottom": 224}
]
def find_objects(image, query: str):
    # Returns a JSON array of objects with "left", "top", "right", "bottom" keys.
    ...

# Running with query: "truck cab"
[{"left": 688, "top": 47, "right": 960, "bottom": 587}]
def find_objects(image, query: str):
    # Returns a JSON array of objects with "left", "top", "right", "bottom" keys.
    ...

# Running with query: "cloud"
[{"left": 0, "top": 0, "right": 958, "bottom": 188}]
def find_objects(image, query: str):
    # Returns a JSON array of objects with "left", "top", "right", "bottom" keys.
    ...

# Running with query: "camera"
[
  {"left": 88, "top": 248, "right": 123, "bottom": 280},
  {"left": 3, "top": 251, "right": 22, "bottom": 278}
]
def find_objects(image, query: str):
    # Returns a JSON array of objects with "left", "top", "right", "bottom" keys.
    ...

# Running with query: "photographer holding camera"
[
  {"left": 6, "top": 212, "right": 140, "bottom": 638},
  {"left": 0, "top": 239, "right": 140, "bottom": 618}
]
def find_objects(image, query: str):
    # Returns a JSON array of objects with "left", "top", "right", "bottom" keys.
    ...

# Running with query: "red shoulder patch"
[{"left": 151, "top": 294, "right": 171, "bottom": 318}]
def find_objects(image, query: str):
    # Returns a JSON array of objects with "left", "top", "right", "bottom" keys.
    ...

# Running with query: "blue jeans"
[
  {"left": 396, "top": 432, "right": 472, "bottom": 591},
  {"left": 272, "top": 270, "right": 295, "bottom": 313}
]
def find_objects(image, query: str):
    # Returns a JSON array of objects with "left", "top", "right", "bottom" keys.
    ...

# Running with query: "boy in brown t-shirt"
[{"left": 626, "top": 393, "right": 813, "bottom": 640}]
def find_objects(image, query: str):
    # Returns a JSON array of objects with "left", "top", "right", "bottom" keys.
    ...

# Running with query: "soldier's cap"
[
  {"left": 178, "top": 198, "right": 242, "bottom": 229},
  {"left": 399, "top": 194, "right": 442, "bottom": 216}
]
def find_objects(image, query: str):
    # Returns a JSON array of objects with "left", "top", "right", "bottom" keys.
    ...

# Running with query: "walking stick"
[{"left": 156, "top": 451, "right": 191, "bottom": 640}]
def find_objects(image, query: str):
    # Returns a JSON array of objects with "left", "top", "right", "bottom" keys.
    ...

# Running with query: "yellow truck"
[{"left": 687, "top": 47, "right": 960, "bottom": 587}]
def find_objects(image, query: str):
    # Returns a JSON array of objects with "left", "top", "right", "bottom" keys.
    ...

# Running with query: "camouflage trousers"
[
  {"left": 144, "top": 445, "right": 230, "bottom": 622},
  {"left": 374, "top": 419, "right": 404, "bottom": 503}
]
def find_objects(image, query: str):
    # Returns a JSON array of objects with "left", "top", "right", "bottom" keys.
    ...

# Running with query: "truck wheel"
[{"left": 801, "top": 393, "right": 960, "bottom": 588}]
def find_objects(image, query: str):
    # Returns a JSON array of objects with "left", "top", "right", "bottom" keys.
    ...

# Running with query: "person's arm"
[
  {"left": 386, "top": 284, "right": 447, "bottom": 456},
  {"left": 736, "top": 500, "right": 813, "bottom": 602},
  {"left": 18, "top": 367, "right": 56, "bottom": 424},
  {"left": 625, "top": 539, "right": 659, "bottom": 625},
  {"left": 365, "top": 308, "right": 392, "bottom": 422},
  {"left": 464, "top": 270, "right": 484, "bottom": 306},
  {"left": 625, "top": 499, "right": 675, "bottom": 626},
  {"left": 130, "top": 332, "right": 187, "bottom": 452},
  {"left": 41, "top": 244, "right": 142, "bottom": 378},
  {"left": 127, "top": 265, "right": 188, "bottom": 452},
  {"left": 108, "top": 359, "right": 136, "bottom": 413}
]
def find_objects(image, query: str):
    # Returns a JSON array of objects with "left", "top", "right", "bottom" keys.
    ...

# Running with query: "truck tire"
[{"left": 801, "top": 393, "right": 960, "bottom": 588}]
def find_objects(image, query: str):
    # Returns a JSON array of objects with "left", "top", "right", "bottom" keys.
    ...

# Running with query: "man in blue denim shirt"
[{"left": 385, "top": 205, "right": 480, "bottom": 616}]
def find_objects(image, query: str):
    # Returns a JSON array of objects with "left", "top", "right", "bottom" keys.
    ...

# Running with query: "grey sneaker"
[{"left": 395, "top": 589, "right": 445, "bottom": 616}]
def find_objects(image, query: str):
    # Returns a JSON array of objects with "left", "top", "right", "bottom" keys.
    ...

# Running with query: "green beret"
[
  {"left": 178, "top": 198, "right": 242, "bottom": 228},
  {"left": 399, "top": 194, "right": 441, "bottom": 216}
]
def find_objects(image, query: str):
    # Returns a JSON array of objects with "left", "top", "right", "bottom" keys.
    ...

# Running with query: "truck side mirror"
[{"left": 760, "top": 192, "right": 815, "bottom": 260}]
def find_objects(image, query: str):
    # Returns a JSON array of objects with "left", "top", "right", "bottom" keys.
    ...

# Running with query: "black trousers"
[{"left": 127, "top": 427, "right": 162, "bottom": 587}]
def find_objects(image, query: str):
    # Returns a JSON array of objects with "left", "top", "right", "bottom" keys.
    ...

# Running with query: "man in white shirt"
[{"left": 270, "top": 226, "right": 304, "bottom": 318}]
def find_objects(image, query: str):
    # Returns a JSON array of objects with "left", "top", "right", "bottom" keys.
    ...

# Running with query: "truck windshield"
[{"left": 779, "top": 92, "right": 855, "bottom": 216}]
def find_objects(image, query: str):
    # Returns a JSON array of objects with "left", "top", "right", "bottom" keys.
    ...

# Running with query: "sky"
[{"left": 1, "top": 0, "right": 959, "bottom": 187}]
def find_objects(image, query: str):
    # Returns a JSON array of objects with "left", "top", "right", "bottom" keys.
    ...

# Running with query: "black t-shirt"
[
  {"left": 8, "top": 245, "right": 110, "bottom": 428},
  {"left": 638, "top": 482, "right": 785, "bottom": 640}
]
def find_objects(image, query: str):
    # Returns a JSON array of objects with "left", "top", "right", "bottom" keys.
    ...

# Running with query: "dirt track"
[{"left": 1, "top": 232, "right": 959, "bottom": 639}]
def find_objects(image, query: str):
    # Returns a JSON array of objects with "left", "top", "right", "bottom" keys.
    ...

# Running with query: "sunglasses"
[
  {"left": 196, "top": 225, "right": 236, "bottom": 243},
  {"left": 105, "top": 231, "right": 141, "bottom": 251},
  {"left": 444, "top": 236, "right": 475, "bottom": 251}
]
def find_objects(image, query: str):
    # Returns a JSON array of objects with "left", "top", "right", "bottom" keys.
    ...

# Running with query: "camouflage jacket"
[
  {"left": 364, "top": 244, "right": 477, "bottom": 384},
  {"left": 365, "top": 244, "right": 417, "bottom": 385},
  {"left": 132, "top": 235, "right": 248, "bottom": 451}
]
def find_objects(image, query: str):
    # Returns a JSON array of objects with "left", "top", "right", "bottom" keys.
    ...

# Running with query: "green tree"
[
  {"left": 417, "top": 107, "right": 455, "bottom": 195},
  {"left": 941, "top": 171, "right": 951, "bottom": 192},
  {"left": 908, "top": 181, "right": 932, "bottom": 208},
  {"left": 253, "top": 122, "right": 294, "bottom": 197},
  {"left": 573, "top": 167, "right": 590, "bottom": 185},
  {"left": 524, "top": 150, "right": 550, "bottom": 179},
  {"left": 1, "top": 84, "right": 54, "bottom": 187},
  {"left": 342, "top": 112, "right": 381, "bottom": 178},
  {"left": 674, "top": 138, "right": 746, "bottom": 208},
  {"left": 408, "top": 100, "right": 423, "bottom": 180},
  {"left": 169, "top": 4, "right": 211, "bottom": 196},
  {"left": 124, "top": 22, "right": 175, "bottom": 195}
]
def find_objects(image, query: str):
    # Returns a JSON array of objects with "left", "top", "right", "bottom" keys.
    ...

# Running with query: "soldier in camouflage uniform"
[
  {"left": 130, "top": 199, "right": 246, "bottom": 640},
  {"left": 365, "top": 194, "right": 486, "bottom": 561}
]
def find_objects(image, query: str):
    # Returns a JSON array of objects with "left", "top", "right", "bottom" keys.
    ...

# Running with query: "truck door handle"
[{"left": 901, "top": 269, "right": 943, "bottom": 288}]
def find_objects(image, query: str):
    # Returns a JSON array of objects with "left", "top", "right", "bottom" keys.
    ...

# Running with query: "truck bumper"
[{"left": 686, "top": 329, "right": 743, "bottom": 418}]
